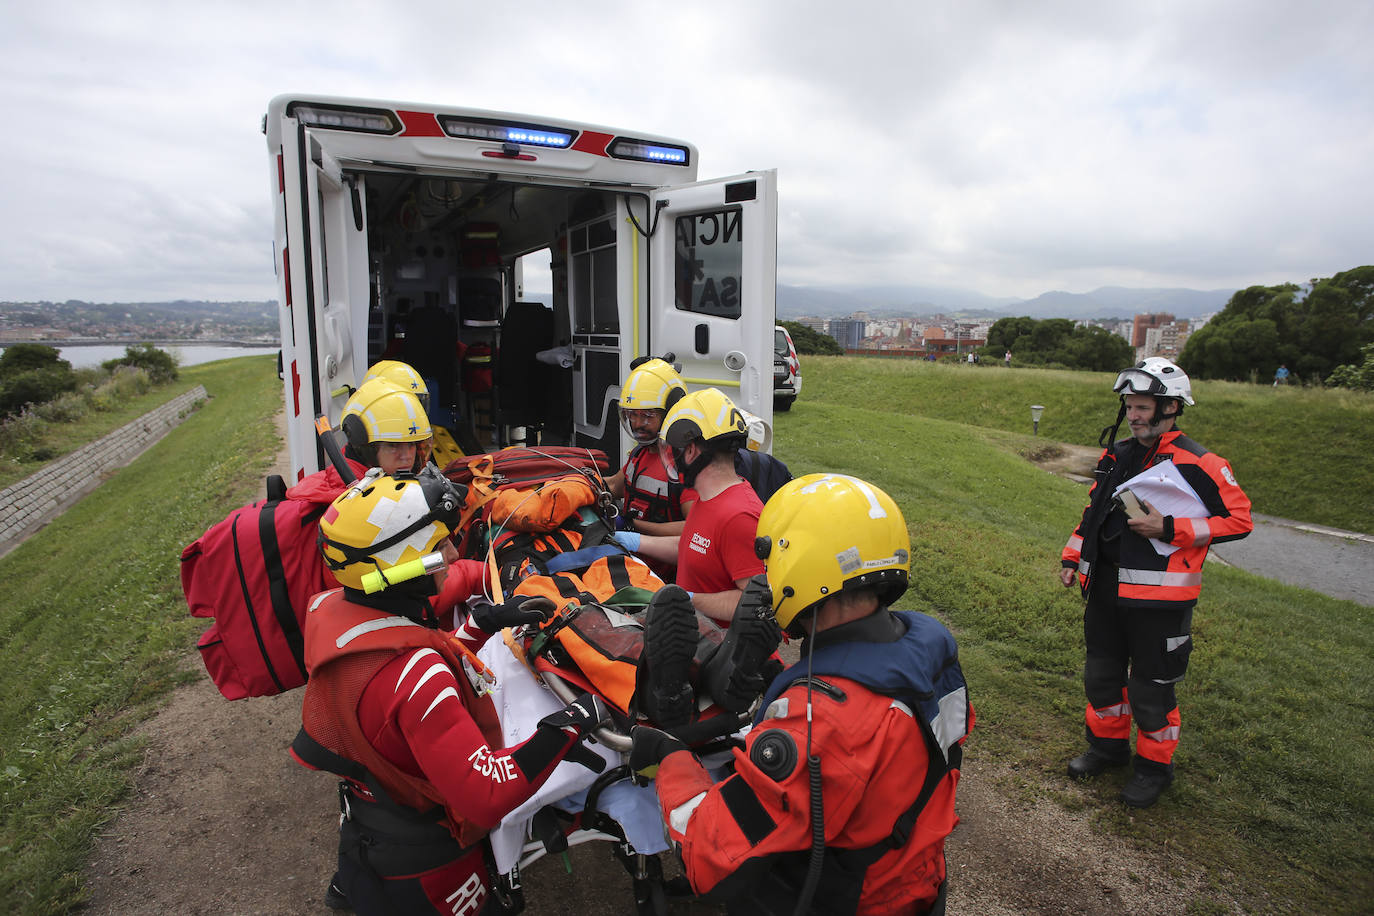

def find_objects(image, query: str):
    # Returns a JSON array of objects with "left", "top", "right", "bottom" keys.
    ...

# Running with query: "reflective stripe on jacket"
[
  {"left": 623, "top": 442, "right": 685, "bottom": 524},
  {"left": 297, "top": 589, "right": 502, "bottom": 846},
  {"left": 1061, "top": 430, "right": 1252, "bottom": 608}
]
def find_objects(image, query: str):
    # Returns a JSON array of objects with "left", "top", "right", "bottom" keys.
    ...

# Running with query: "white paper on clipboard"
[{"left": 1112, "top": 460, "right": 1208, "bottom": 556}]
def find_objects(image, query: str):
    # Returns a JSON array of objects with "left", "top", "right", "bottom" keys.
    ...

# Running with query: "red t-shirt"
[{"left": 676, "top": 481, "right": 764, "bottom": 595}]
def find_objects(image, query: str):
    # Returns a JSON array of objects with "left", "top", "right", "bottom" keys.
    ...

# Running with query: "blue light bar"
[
  {"left": 439, "top": 116, "right": 575, "bottom": 149},
  {"left": 608, "top": 137, "right": 690, "bottom": 166}
]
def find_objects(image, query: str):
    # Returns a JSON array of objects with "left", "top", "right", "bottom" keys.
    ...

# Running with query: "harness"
[{"left": 623, "top": 443, "right": 685, "bottom": 523}]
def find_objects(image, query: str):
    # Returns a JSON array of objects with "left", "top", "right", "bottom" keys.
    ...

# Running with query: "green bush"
[
  {"left": 1327, "top": 343, "right": 1374, "bottom": 391},
  {"left": 101, "top": 344, "right": 178, "bottom": 383},
  {"left": 0, "top": 408, "right": 45, "bottom": 460},
  {"left": 0, "top": 343, "right": 70, "bottom": 376},
  {"left": 0, "top": 367, "right": 80, "bottom": 418}
]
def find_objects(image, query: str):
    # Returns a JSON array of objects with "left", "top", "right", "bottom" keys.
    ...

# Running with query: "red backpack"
[{"left": 181, "top": 475, "right": 339, "bottom": 699}]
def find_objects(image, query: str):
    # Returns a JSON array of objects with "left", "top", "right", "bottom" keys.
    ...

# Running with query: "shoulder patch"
[
  {"left": 1221, "top": 464, "right": 1237, "bottom": 486},
  {"left": 749, "top": 728, "right": 798, "bottom": 782}
]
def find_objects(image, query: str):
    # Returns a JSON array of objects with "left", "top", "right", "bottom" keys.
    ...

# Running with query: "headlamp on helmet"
[
  {"left": 754, "top": 474, "right": 911, "bottom": 633},
  {"left": 318, "top": 467, "right": 466, "bottom": 593}
]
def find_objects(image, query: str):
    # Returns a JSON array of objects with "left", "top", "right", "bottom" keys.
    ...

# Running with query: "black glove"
[
  {"left": 735, "top": 574, "right": 774, "bottom": 621},
  {"left": 538, "top": 691, "right": 612, "bottom": 735},
  {"left": 630, "top": 725, "right": 689, "bottom": 777},
  {"left": 469, "top": 596, "right": 555, "bottom": 634}
]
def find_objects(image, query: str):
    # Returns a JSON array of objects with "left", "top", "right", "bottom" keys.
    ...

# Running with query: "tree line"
[{"left": 1179, "top": 265, "right": 1374, "bottom": 388}]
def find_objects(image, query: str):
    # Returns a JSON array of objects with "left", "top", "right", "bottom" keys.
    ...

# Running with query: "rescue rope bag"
[{"left": 180, "top": 475, "right": 337, "bottom": 699}]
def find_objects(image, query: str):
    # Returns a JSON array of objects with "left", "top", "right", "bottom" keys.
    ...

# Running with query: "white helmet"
[{"left": 1113, "top": 358, "right": 1194, "bottom": 406}]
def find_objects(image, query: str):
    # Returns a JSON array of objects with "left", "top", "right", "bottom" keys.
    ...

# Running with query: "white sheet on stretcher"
[{"left": 475, "top": 637, "right": 670, "bottom": 874}]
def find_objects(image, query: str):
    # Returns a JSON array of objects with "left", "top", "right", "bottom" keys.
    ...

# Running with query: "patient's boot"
[
  {"left": 641, "top": 585, "right": 698, "bottom": 727},
  {"left": 701, "top": 608, "right": 783, "bottom": 714}
]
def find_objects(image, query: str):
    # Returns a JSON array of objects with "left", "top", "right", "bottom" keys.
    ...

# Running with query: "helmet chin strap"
[{"left": 1099, "top": 402, "right": 1127, "bottom": 448}]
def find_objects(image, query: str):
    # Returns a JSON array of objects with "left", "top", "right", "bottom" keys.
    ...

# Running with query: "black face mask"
[{"left": 676, "top": 445, "right": 714, "bottom": 488}]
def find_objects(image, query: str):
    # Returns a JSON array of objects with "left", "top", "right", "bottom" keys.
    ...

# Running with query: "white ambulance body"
[{"left": 263, "top": 95, "right": 778, "bottom": 481}]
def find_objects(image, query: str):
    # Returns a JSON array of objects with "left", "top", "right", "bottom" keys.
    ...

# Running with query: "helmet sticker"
[
  {"left": 837, "top": 546, "right": 863, "bottom": 575},
  {"left": 364, "top": 485, "right": 442, "bottom": 566}
]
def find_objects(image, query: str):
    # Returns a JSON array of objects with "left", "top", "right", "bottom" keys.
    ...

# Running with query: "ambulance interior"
[{"left": 355, "top": 170, "right": 632, "bottom": 458}]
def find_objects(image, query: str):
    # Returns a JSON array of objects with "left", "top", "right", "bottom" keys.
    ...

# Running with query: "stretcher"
[
  {"left": 473, "top": 618, "right": 749, "bottom": 915},
  {"left": 443, "top": 447, "right": 756, "bottom": 913}
]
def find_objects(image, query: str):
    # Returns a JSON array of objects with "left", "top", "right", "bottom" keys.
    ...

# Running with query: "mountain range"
[{"left": 777, "top": 283, "right": 1236, "bottom": 321}]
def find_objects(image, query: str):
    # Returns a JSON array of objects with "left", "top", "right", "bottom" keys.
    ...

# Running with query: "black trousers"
[{"left": 1083, "top": 565, "right": 1193, "bottom": 767}]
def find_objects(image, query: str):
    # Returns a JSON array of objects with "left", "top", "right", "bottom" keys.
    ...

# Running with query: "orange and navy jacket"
[
  {"left": 653, "top": 611, "right": 970, "bottom": 914},
  {"left": 294, "top": 589, "right": 575, "bottom": 846},
  {"left": 1061, "top": 429, "right": 1252, "bottom": 608}
]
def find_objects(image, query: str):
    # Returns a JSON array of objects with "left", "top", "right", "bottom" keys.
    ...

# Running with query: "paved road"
[{"left": 1208, "top": 513, "right": 1374, "bottom": 606}]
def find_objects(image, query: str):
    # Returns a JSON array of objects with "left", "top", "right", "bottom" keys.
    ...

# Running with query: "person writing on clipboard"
[{"left": 1058, "top": 357, "right": 1252, "bottom": 808}]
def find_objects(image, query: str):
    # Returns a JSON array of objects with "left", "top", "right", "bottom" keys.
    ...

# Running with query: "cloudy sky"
[{"left": 2, "top": 0, "right": 1370, "bottom": 304}]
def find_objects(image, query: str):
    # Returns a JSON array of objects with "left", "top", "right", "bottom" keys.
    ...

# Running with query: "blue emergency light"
[
  {"left": 439, "top": 117, "right": 575, "bottom": 148},
  {"left": 608, "top": 138, "right": 690, "bottom": 165}
]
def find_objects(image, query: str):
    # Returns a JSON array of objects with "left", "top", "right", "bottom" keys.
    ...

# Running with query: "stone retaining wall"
[{"left": 0, "top": 384, "right": 208, "bottom": 555}]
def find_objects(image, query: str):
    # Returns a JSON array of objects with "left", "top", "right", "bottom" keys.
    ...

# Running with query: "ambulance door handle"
[{"left": 695, "top": 323, "right": 709, "bottom": 354}]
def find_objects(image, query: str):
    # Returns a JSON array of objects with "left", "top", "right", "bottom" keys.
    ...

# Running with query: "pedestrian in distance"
[
  {"left": 1273, "top": 364, "right": 1290, "bottom": 386},
  {"left": 631, "top": 473, "right": 972, "bottom": 914},
  {"left": 1058, "top": 357, "right": 1252, "bottom": 808}
]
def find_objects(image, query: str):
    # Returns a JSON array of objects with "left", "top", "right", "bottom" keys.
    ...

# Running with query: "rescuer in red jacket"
[
  {"left": 1059, "top": 357, "right": 1252, "bottom": 808},
  {"left": 292, "top": 466, "right": 611, "bottom": 914},
  {"left": 631, "top": 474, "right": 972, "bottom": 915}
]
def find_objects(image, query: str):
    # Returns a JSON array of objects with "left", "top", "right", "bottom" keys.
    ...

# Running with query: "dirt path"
[{"left": 81, "top": 429, "right": 1243, "bottom": 915}]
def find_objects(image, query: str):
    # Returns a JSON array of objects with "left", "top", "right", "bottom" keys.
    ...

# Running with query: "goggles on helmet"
[{"left": 1112, "top": 368, "right": 1169, "bottom": 396}]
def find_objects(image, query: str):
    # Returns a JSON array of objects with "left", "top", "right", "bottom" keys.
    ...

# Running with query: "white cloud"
[{"left": 1, "top": 0, "right": 1370, "bottom": 303}]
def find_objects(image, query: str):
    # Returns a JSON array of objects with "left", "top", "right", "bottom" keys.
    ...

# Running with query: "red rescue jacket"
[
  {"left": 295, "top": 589, "right": 503, "bottom": 846},
  {"left": 1061, "top": 429, "right": 1252, "bottom": 607}
]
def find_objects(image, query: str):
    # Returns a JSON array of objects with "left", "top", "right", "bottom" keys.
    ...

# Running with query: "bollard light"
[{"left": 1030, "top": 404, "right": 1045, "bottom": 436}]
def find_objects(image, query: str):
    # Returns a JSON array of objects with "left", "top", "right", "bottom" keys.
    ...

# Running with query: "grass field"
[
  {"left": 803, "top": 356, "right": 1374, "bottom": 535},
  {"left": 776, "top": 357, "right": 1373, "bottom": 914},
  {"left": 0, "top": 357, "right": 280, "bottom": 914},
  {"left": 0, "top": 353, "right": 1369, "bottom": 914}
]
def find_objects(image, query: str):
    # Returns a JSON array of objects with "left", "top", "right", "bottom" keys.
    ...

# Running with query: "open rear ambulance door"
[
  {"left": 277, "top": 124, "right": 372, "bottom": 477},
  {"left": 647, "top": 170, "right": 778, "bottom": 428}
]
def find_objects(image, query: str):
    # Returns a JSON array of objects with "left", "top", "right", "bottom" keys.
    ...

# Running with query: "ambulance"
[{"left": 263, "top": 95, "right": 778, "bottom": 481}]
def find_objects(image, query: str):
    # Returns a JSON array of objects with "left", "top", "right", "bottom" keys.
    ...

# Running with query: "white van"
[
  {"left": 773, "top": 325, "right": 801, "bottom": 411},
  {"left": 263, "top": 95, "right": 778, "bottom": 481}
]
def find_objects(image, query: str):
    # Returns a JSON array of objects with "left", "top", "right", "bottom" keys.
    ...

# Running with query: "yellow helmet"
[
  {"left": 363, "top": 360, "right": 430, "bottom": 411},
  {"left": 620, "top": 358, "right": 687, "bottom": 412},
  {"left": 755, "top": 473, "right": 911, "bottom": 630},
  {"left": 662, "top": 387, "right": 749, "bottom": 452},
  {"left": 341, "top": 378, "right": 432, "bottom": 462},
  {"left": 318, "top": 468, "right": 464, "bottom": 593}
]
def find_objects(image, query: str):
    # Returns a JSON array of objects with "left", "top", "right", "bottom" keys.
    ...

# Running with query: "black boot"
[
  {"left": 323, "top": 875, "right": 351, "bottom": 911},
  {"left": 641, "top": 585, "right": 699, "bottom": 728},
  {"left": 1067, "top": 746, "right": 1129, "bottom": 779},
  {"left": 1120, "top": 757, "right": 1174, "bottom": 808},
  {"left": 700, "top": 609, "right": 782, "bottom": 714}
]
